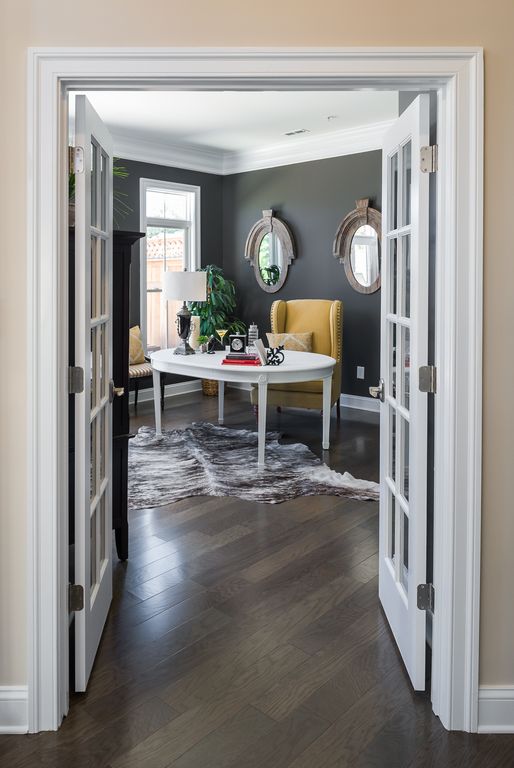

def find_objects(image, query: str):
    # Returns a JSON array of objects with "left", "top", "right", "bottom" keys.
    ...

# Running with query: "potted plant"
[{"left": 189, "top": 264, "right": 246, "bottom": 395}]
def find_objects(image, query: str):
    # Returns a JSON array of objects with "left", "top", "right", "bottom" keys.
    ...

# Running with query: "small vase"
[{"left": 189, "top": 315, "right": 200, "bottom": 350}]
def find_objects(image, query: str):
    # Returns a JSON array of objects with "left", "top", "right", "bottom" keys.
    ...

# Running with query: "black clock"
[{"left": 229, "top": 333, "right": 247, "bottom": 353}]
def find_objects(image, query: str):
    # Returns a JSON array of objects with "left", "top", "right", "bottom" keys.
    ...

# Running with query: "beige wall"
[{"left": 1, "top": 0, "right": 513, "bottom": 688}]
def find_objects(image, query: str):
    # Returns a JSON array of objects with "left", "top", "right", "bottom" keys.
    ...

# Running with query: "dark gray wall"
[
  {"left": 114, "top": 159, "right": 224, "bottom": 326},
  {"left": 222, "top": 152, "right": 382, "bottom": 397}
]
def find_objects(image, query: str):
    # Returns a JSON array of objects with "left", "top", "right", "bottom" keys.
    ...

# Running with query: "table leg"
[
  {"left": 258, "top": 377, "right": 268, "bottom": 467},
  {"left": 153, "top": 368, "right": 162, "bottom": 435},
  {"left": 218, "top": 380, "right": 225, "bottom": 424},
  {"left": 322, "top": 375, "right": 331, "bottom": 450}
]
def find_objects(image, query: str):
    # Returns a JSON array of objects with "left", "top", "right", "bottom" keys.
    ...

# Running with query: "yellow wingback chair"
[{"left": 250, "top": 299, "right": 343, "bottom": 418}]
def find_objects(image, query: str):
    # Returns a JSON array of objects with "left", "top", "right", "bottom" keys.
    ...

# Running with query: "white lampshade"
[{"left": 163, "top": 270, "right": 207, "bottom": 302}]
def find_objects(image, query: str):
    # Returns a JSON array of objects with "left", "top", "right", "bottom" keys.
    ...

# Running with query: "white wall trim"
[
  {"left": 112, "top": 119, "right": 393, "bottom": 176},
  {"left": 113, "top": 132, "right": 224, "bottom": 175},
  {"left": 340, "top": 393, "right": 380, "bottom": 413},
  {"left": 478, "top": 687, "right": 514, "bottom": 733},
  {"left": 26, "top": 46, "right": 483, "bottom": 734},
  {"left": 129, "top": 378, "right": 202, "bottom": 405},
  {"left": 0, "top": 687, "right": 29, "bottom": 734}
]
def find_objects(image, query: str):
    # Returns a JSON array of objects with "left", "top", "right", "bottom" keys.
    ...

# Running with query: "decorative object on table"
[
  {"left": 197, "top": 335, "right": 209, "bottom": 353},
  {"left": 215, "top": 328, "right": 228, "bottom": 350},
  {"left": 229, "top": 333, "right": 247, "bottom": 353},
  {"left": 188, "top": 264, "right": 246, "bottom": 338},
  {"left": 266, "top": 331, "right": 313, "bottom": 353},
  {"left": 266, "top": 346, "right": 285, "bottom": 366},
  {"left": 249, "top": 299, "right": 343, "bottom": 421},
  {"left": 247, "top": 322, "right": 259, "bottom": 349},
  {"left": 206, "top": 335, "right": 217, "bottom": 354},
  {"left": 253, "top": 338, "right": 268, "bottom": 365},
  {"left": 333, "top": 198, "right": 382, "bottom": 294},
  {"left": 163, "top": 270, "right": 207, "bottom": 355},
  {"left": 189, "top": 315, "right": 201, "bottom": 350},
  {"left": 245, "top": 209, "right": 296, "bottom": 294},
  {"left": 222, "top": 351, "right": 261, "bottom": 366},
  {"left": 128, "top": 423, "right": 379, "bottom": 508}
]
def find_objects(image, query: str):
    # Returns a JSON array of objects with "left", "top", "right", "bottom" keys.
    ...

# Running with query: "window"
[{"left": 140, "top": 179, "right": 200, "bottom": 350}]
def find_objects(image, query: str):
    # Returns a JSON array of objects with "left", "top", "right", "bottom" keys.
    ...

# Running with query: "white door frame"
[{"left": 26, "top": 47, "right": 483, "bottom": 733}]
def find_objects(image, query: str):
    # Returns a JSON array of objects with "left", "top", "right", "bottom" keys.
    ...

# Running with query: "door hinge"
[
  {"left": 68, "top": 145, "right": 84, "bottom": 174},
  {"left": 420, "top": 144, "right": 438, "bottom": 173},
  {"left": 68, "top": 366, "right": 84, "bottom": 394},
  {"left": 417, "top": 583, "right": 435, "bottom": 612},
  {"left": 419, "top": 365, "right": 437, "bottom": 394},
  {"left": 69, "top": 584, "right": 84, "bottom": 612}
]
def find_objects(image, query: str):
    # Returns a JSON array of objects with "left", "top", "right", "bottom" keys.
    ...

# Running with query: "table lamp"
[{"left": 163, "top": 270, "right": 207, "bottom": 355}]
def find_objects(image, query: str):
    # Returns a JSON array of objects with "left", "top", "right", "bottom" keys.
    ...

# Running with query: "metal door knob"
[{"left": 369, "top": 378, "right": 385, "bottom": 402}]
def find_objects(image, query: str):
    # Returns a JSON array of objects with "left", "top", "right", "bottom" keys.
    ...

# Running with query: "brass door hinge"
[{"left": 69, "top": 584, "right": 84, "bottom": 612}]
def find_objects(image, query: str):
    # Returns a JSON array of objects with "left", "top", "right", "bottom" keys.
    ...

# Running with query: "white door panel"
[
  {"left": 74, "top": 95, "right": 113, "bottom": 691},
  {"left": 378, "top": 95, "right": 430, "bottom": 690}
]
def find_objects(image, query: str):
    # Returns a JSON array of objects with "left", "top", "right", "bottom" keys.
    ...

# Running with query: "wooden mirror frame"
[
  {"left": 333, "top": 198, "right": 382, "bottom": 294},
  {"left": 244, "top": 209, "right": 296, "bottom": 293}
]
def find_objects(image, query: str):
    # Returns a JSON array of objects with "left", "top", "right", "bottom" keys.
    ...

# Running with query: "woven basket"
[{"left": 202, "top": 378, "right": 219, "bottom": 397}]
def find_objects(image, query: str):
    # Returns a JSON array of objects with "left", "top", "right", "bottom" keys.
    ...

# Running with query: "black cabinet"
[{"left": 112, "top": 231, "right": 145, "bottom": 560}]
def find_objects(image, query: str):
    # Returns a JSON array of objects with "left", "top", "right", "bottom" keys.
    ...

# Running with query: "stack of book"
[{"left": 221, "top": 352, "right": 261, "bottom": 366}]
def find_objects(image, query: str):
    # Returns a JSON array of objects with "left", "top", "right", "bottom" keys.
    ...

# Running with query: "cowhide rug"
[{"left": 128, "top": 422, "right": 379, "bottom": 509}]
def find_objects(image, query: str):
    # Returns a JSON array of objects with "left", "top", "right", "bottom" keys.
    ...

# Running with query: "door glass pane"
[
  {"left": 401, "top": 326, "right": 410, "bottom": 411},
  {"left": 99, "top": 411, "right": 105, "bottom": 482},
  {"left": 100, "top": 495, "right": 106, "bottom": 563},
  {"left": 90, "top": 329, "right": 97, "bottom": 409},
  {"left": 100, "top": 152, "right": 107, "bottom": 232},
  {"left": 389, "top": 322, "right": 397, "bottom": 399},
  {"left": 90, "top": 511, "right": 97, "bottom": 589},
  {"left": 401, "top": 512, "right": 409, "bottom": 591},
  {"left": 91, "top": 141, "right": 98, "bottom": 228},
  {"left": 389, "top": 488, "right": 396, "bottom": 560},
  {"left": 100, "top": 239, "right": 106, "bottom": 315},
  {"left": 402, "top": 141, "right": 412, "bottom": 226},
  {"left": 389, "top": 406, "right": 396, "bottom": 483},
  {"left": 400, "top": 235, "right": 411, "bottom": 318},
  {"left": 389, "top": 238, "right": 398, "bottom": 315},
  {"left": 90, "top": 237, "right": 97, "bottom": 319},
  {"left": 389, "top": 152, "right": 398, "bottom": 231},
  {"left": 401, "top": 416, "right": 410, "bottom": 501},
  {"left": 90, "top": 420, "right": 96, "bottom": 501}
]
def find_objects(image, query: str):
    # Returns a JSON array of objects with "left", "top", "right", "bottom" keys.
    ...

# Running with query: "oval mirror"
[
  {"left": 333, "top": 198, "right": 382, "bottom": 294},
  {"left": 350, "top": 224, "right": 380, "bottom": 288},
  {"left": 258, "top": 232, "right": 284, "bottom": 287},
  {"left": 245, "top": 209, "right": 296, "bottom": 293}
]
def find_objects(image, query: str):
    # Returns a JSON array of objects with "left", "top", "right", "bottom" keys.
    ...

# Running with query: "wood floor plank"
[{"left": 6, "top": 392, "right": 514, "bottom": 767}]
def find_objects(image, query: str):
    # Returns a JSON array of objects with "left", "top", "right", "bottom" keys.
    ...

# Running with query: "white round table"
[{"left": 150, "top": 349, "right": 336, "bottom": 467}]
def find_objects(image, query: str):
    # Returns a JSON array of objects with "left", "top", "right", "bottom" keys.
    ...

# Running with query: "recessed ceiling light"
[
  {"left": 284, "top": 128, "right": 310, "bottom": 136},
  {"left": 327, "top": 115, "right": 339, "bottom": 121}
]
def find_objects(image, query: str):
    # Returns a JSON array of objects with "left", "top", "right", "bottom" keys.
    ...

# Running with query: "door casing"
[{"left": 26, "top": 47, "right": 483, "bottom": 733}]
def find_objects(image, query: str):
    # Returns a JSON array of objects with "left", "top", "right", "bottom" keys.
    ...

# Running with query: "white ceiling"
[{"left": 74, "top": 90, "right": 397, "bottom": 152}]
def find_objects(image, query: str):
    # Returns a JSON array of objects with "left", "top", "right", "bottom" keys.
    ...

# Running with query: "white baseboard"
[
  {"left": 340, "top": 393, "right": 380, "bottom": 413},
  {"left": 0, "top": 686, "right": 28, "bottom": 734},
  {"left": 478, "top": 687, "right": 514, "bottom": 733},
  {"left": 129, "top": 379, "right": 202, "bottom": 406}
]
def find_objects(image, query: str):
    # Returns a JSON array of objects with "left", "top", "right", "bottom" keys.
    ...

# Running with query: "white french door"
[
  {"left": 74, "top": 96, "right": 114, "bottom": 691},
  {"left": 376, "top": 95, "right": 430, "bottom": 689}
]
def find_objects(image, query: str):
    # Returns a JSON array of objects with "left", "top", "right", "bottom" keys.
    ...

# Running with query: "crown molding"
[
  {"left": 222, "top": 119, "right": 394, "bottom": 174},
  {"left": 112, "top": 132, "right": 224, "bottom": 175},
  {"left": 112, "top": 119, "right": 395, "bottom": 177}
]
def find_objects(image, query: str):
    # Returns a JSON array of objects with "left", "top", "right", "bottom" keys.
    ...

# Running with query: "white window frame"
[{"left": 139, "top": 178, "right": 201, "bottom": 350}]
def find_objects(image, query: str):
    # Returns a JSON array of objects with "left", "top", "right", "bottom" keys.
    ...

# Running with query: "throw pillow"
[
  {"left": 266, "top": 332, "right": 313, "bottom": 352},
  {"left": 129, "top": 325, "right": 145, "bottom": 365}
]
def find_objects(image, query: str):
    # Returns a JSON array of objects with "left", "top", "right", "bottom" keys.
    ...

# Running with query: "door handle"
[
  {"left": 109, "top": 380, "right": 125, "bottom": 403},
  {"left": 369, "top": 378, "right": 385, "bottom": 403}
]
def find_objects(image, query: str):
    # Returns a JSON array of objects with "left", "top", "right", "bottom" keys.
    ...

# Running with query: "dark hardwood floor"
[{"left": 3, "top": 389, "right": 514, "bottom": 767}]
